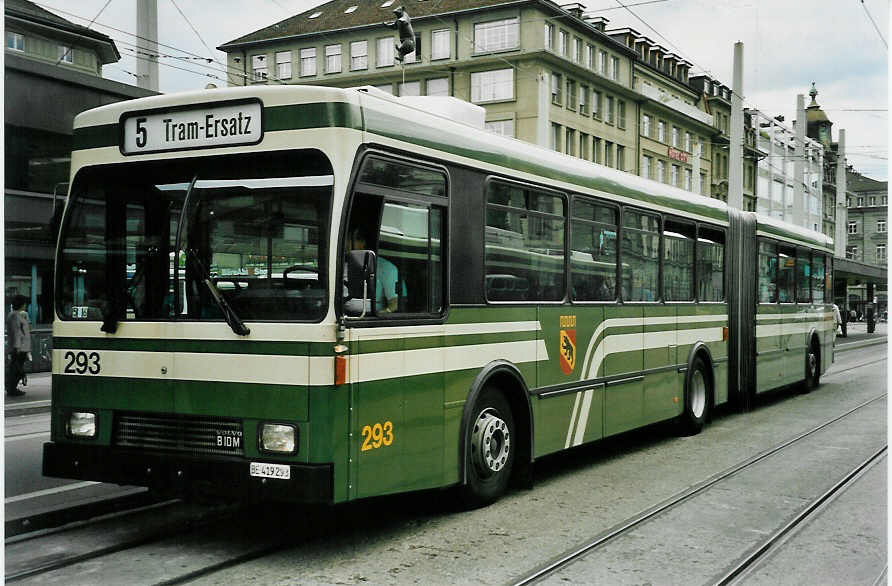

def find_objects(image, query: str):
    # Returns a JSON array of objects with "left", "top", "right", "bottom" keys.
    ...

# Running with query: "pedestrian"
[
  {"left": 832, "top": 303, "right": 845, "bottom": 338},
  {"left": 6, "top": 295, "right": 32, "bottom": 396}
]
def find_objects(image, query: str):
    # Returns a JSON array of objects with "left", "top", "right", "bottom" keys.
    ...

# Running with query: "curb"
[
  {"left": 836, "top": 337, "right": 888, "bottom": 352},
  {"left": 5, "top": 400, "right": 51, "bottom": 417}
]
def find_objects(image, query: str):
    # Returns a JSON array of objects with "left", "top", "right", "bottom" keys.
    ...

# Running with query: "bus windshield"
[{"left": 57, "top": 150, "right": 333, "bottom": 325}]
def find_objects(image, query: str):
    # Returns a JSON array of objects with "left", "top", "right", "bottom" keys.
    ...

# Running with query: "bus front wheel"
[
  {"left": 678, "top": 356, "right": 710, "bottom": 436},
  {"left": 459, "top": 386, "right": 515, "bottom": 508},
  {"left": 802, "top": 339, "right": 820, "bottom": 393}
]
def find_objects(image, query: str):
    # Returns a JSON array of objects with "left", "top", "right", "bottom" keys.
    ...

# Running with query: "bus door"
[{"left": 343, "top": 156, "right": 448, "bottom": 500}]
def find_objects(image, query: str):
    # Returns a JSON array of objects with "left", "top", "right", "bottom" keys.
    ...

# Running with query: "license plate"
[{"left": 249, "top": 462, "right": 290, "bottom": 480}]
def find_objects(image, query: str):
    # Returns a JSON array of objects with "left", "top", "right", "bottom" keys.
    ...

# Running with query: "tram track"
[
  {"left": 4, "top": 499, "right": 242, "bottom": 583},
  {"left": 715, "top": 446, "right": 887, "bottom": 585},
  {"left": 509, "top": 392, "right": 887, "bottom": 586}
]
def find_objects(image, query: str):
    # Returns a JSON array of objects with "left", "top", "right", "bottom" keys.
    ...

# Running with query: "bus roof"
[{"left": 71, "top": 84, "right": 832, "bottom": 250}]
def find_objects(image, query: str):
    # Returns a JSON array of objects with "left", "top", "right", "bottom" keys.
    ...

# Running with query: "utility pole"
[
  {"left": 137, "top": 0, "right": 159, "bottom": 91},
  {"left": 793, "top": 94, "right": 806, "bottom": 227},
  {"left": 835, "top": 129, "right": 848, "bottom": 259},
  {"left": 728, "top": 42, "right": 744, "bottom": 209}
]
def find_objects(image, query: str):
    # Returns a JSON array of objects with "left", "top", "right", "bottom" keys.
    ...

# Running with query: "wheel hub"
[
  {"left": 690, "top": 370, "right": 707, "bottom": 419},
  {"left": 470, "top": 408, "right": 510, "bottom": 477}
]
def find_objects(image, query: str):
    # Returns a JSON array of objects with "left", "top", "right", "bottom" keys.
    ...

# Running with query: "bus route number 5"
[
  {"left": 135, "top": 117, "right": 148, "bottom": 148},
  {"left": 64, "top": 351, "right": 101, "bottom": 375}
]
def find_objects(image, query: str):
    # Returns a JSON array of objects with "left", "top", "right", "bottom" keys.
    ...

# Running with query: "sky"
[{"left": 35, "top": 0, "right": 890, "bottom": 180}]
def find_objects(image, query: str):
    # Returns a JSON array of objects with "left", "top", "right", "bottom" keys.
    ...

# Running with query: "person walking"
[
  {"left": 832, "top": 303, "right": 845, "bottom": 338},
  {"left": 6, "top": 296, "right": 32, "bottom": 396}
]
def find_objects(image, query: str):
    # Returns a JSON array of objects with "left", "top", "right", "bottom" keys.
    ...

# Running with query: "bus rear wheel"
[
  {"left": 678, "top": 356, "right": 710, "bottom": 436},
  {"left": 459, "top": 386, "right": 515, "bottom": 508}
]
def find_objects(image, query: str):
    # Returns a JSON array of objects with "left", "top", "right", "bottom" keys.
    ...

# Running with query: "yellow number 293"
[{"left": 361, "top": 421, "right": 394, "bottom": 451}]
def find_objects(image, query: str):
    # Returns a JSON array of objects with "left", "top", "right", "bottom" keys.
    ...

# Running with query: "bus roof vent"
[{"left": 354, "top": 86, "right": 485, "bottom": 130}]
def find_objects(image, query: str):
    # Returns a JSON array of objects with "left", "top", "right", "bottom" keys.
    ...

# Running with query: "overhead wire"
[{"left": 859, "top": 0, "right": 888, "bottom": 49}]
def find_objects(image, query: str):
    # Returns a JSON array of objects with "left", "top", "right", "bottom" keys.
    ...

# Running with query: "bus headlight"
[
  {"left": 260, "top": 423, "right": 296, "bottom": 454},
  {"left": 68, "top": 412, "right": 97, "bottom": 438}
]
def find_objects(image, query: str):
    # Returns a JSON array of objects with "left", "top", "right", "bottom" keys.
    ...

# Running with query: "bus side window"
[{"left": 758, "top": 239, "right": 777, "bottom": 303}]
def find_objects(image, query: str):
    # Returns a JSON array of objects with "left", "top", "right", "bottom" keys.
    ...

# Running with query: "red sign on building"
[{"left": 667, "top": 147, "right": 689, "bottom": 163}]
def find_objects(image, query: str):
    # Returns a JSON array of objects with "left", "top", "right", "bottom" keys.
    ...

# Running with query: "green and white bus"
[{"left": 44, "top": 85, "right": 835, "bottom": 506}]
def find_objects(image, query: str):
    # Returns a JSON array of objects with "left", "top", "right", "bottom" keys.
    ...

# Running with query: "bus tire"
[
  {"left": 458, "top": 386, "right": 515, "bottom": 508},
  {"left": 802, "top": 338, "right": 820, "bottom": 393},
  {"left": 678, "top": 356, "right": 710, "bottom": 436}
]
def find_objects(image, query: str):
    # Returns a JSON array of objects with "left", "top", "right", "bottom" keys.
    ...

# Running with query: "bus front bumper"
[{"left": 43, "top": 442, "right": 333, "bottom": 503}]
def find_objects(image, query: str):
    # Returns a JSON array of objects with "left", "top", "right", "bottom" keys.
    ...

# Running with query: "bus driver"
[{"left": 347, "top": 226, "right": 404, "bottom": 314}]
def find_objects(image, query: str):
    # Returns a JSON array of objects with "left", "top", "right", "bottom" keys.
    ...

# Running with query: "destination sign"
[{"left": 121, "top": 100, "right": 262, "bottom": 154}]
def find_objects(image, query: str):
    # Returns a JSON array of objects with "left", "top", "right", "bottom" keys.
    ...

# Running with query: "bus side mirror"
[{"left": 345, "top": 250, "right": 377, "bottom": 317}]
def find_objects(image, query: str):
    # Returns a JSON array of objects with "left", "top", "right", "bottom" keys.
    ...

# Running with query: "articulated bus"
[{"left": 44, "top": 86, "right": 834, "bottom": 507}]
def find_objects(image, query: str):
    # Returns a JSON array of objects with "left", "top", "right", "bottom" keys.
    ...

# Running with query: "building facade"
[
  {"left": 5, "top": 0, "right": 155, "bottom": 369},
  {"left": 218, "top": 0, "right": 716, "bottom": 191},
  {"left": 749, "top": 109, "right": 823, "bottom": 231},
  {"left": 844, "top": 169, "right": 888, "bottom": 317}
]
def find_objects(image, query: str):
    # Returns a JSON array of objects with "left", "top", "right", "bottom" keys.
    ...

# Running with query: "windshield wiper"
[{"left": 187, "top": 251, "right": 251, "bottom": 336}]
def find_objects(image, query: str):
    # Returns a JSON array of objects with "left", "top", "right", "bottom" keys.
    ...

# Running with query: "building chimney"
[
  {"left": 561, "top": 3, "right": 585, "bottom": 18},
  {"left": 584, "top": 16, "right": 609, "bottom": 31}
]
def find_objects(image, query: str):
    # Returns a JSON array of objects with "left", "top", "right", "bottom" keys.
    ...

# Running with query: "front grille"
[{"left": 113, "top": 412, "right": 244, "bottom": 456}]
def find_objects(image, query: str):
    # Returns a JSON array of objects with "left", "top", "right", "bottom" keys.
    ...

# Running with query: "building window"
[
  {"left": 58, "top": 45, "right": 73, "bottom": 64},
  {"left": 299, "top": 48, "right": 316, "bottom": 76},
  {"left": 579, "top": 85, "right": 588, "bottom": 115},
  {"left": 551, "top": 72, "right": 562, "bottom": 105},
  {"left": 605, "top": 96, "right": 614, "bottom": 124},
  {"left": 580, "top": 132, "right": 590, "bottom": 160},
  {"left": 641, "top": 155, "right": 651, "bottom": 179},
  {"left": 398, "top": 80, "right": 420, "bottom": 96},
  {"left": 685, "top": 132, "right": 692, "bottom": 152},
  {"left": 544, "top": 23, "right": 554, "bottom": 50},
  {"left": 857, "top": 197, "right": 864, "bottom": 207},
  {"left": 671, "top": 164, "right": 680, "bottom": 187},
  {"left": 485, "top": 119, "right": 515, "bottom": 137},
  {"left": 848, "top": 221, "right": 858, "bottom": 234},
  {"left": 274, "top": 51, "right": 291, "bottom": 79},
  {"left": 325, "top": 44, "right": 342, "bottom": 73},
  {"left": 847, "top": 246, "right": 858, "bottom": 260},
  {"left": 671, "top": 126, "right": 679, "bottom": 147},
  {"left": 474, "top": 17, "right": 519, "bottom": 53},
  {"left": 567, "top": 79, "right": 577, "bottom": 110},
  {"left": 685, "top": 168, "right": 692, "bottom": 191},
  {"left": 471, "top": 68, "right": 514, "bottom": 102},
  {"left": 610, "top": 56, "right": 619, "bottom": 81},
  {"left": 658, "top": 120, "right": 666, "bottom": 143},
  {"left": 251, "top": 54, "right": 268, "bottom": 81},
  {"left": 878, "top": 219, "right": 887, "bottom": 233},
  {"left": 566, "top": 128, "right": 576, "bottom": 156},
  {"left": 605, "top": 141, "right": 614, "bottom": 167},
  {"left": 870, "top": 196, "right": 876, "bottom": 205},
  {"left": 877, "top": 244, "right": 887, "bottom": 263},
  {"left": 593, "top": 137, "right": 602, "bottom": 164},
  {"left": 574, "top": 38, "right": 583, "bottom": 63},
  {"left": 617, "top": 101, "right": 626, "bottom": 129},
  {"left": 351, "top": 41, "right": 368, "bottom": 70},
  {"left": 426, "top": 77, "right": 449, "bottom": 96},
  {"left": 599, "top": 50, "right": 607, "bottom": 75},
  {"left": 656, "top": 160, "right": 665, "bottom": 183},
  {"left": 7, "top": 32, "right": 24, "bottom": 52},
  {"left": 559, "top": 30, "right": 568, "bottom": 56},
  {"left": 432, "top": 29, "right": 450, "bottom": 59},
  {"left": 586, "top": 44, "right": 594, "bottom": 69},
  {"left": 642, "top": 114, "right": 651, "bottom": 137},
  {"left": 377, "top": 37, "right": 394, "bottom": 67},
  {"left": 592, "top": 90, "right": 601, "bottom": 119},
  {"left": 374, "top": 83, "right": 394, "bottom": 94},
  {"left": 551, "top": 123, "right": 561, "bottom": 151},
  {"left": 616, "top": 145, "right": 625, "bottom": 171}
]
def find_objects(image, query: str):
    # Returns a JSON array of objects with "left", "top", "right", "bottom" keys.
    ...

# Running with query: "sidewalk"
[{"left": 4, "top": 371, "right": 52, "bottom": 416}]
